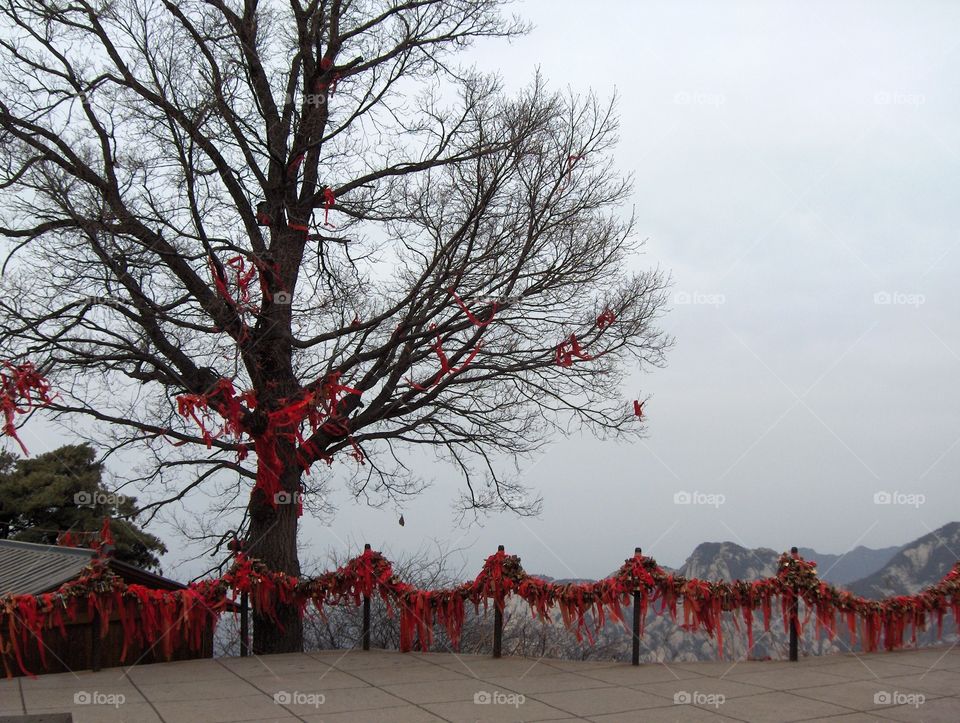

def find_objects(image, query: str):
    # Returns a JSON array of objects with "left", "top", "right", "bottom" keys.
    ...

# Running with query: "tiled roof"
[
  {"left": 0, "top": 539, "right": 96, "bottom": 595},
  {"left": 0, "top": 539, "right": 186, "bottom": 595}
]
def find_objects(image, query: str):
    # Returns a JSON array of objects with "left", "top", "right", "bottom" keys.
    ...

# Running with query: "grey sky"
[{"left": 9, "top": 0, "right": 960, "bottom": 579}]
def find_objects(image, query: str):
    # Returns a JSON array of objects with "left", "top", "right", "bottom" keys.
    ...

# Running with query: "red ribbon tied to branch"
[
  {"left": 633, "top": 400, "right": 645, "bottom": 419},
  {"left": 1, "top": 362, "right": 56, "bottom": 455},
  {"left": 597, "top": 309, "right": 616, "bottom": 329},
  {"left": 448, "top": 288, "right": 497, "bottom": 327},
  {"left": 562, "top": 154, "right": 585, "bottom": 187},
  {"left": 555, "top": 334, "right": 593, "bottom": 367},
  {"left": 408, "top": 325, "right": 481, "bottom": 391},
  {"left": 322, "top": 187, "right": 336, "bottom": 227}
]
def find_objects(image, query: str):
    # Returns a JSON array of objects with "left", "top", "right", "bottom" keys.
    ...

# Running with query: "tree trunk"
[{"left": 246, "top": 459, "right": 303, "bottom": 654}]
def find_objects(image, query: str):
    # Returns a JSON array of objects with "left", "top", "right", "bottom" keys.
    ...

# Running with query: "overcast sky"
[{"left": 11, "top": 0, "right": 960, "bottom": 579}]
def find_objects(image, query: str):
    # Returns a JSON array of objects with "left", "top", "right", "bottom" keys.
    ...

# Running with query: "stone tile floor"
[{"left": 0, "top": 646, "right": 957, "bottom": 722}]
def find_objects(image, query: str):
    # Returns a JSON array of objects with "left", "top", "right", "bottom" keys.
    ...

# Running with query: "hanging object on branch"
[
  {"left": 561, "top": 153, "right": 585, "bottom": 188},
  {"left": 322, "top": 187, "right": 336, "bottom": 228},
  {"left": 314, "top": 57, "right": 340, "bottom": 96},
  {"left": 633, "top": 400, "right": 645, "bottom": 420},
  {"left": 555, "top": 334, "right": 593, "bottom": 367},
  {"left": 287, "top": 152, "right": 305, "bottom": 176},
  {"left": 0, "top": 362, "right": 56, "bottom": 455},
  {"left": 448, "top": 288, "right": 497, "bottom": 327},
  {"left": 597, "top": 308, "right": 616, "bottom": 329},
  {"left": 407, "top": 325, "right": 481, "bottom": 390}
]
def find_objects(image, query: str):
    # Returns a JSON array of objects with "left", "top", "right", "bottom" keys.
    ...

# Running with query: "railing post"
[
  {"left": 789, "top": 546, "right": 799, "bottom": 662},
  {"left": 632, "top": 547, "right": 642, "bottom": 666},
  {"left": 240, "top": 592, "right": 249, "bottom": 657},
  {"left": 362, "top": 543, "right": 371, "bottom": 651},
  {"left": 493, "top": 545, "right": 504, "bottom": 659}
]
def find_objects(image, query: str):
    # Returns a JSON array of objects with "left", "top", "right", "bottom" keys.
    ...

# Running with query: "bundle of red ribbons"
[{"left": 3, "top": 546, "right": 958, "bottom": 677}]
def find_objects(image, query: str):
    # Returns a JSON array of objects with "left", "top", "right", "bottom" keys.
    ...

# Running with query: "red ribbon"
[
  {"left": 448, "top": 288, "right": 497, "bottom": 327},
  {"left": 322, "top": 187, "right": 335, "bottom": 227},
  {"left": 555, "top": 334, "right": 592, "bottom": 367},
  {"left": 0, "top": 362, "right": 56, "bottom": 455},
  {"left": 408, "top": 325, "right": 481, "bottom": 390}
]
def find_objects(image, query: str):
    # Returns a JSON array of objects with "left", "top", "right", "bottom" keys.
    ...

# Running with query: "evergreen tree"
[{"left": 0, "top": 445, "right": 166, "bottom": 572}]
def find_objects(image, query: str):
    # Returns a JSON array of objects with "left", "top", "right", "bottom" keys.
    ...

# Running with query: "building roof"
[{"left": 0, "top": 539, "right": 186, "bottom": 596}]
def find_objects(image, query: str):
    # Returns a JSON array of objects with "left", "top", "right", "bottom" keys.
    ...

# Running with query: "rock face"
[
  {"left": 846, "top": 522, "right": 960, "bottom": 598},
  {"left": 798, "top": 544, "right": 901, "bottom": 585}
]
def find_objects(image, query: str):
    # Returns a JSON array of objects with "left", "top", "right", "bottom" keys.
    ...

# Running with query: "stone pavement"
[{"left": 0, "top": 646, "right": 957, "bottom": 722}]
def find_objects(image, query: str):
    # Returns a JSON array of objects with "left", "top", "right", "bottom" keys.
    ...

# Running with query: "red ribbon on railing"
[{"left": 4, "top": 546, "right": 959, "bottom": 678}]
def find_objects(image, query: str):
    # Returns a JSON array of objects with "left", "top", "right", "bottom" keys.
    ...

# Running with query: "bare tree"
[{"left": 0, "top": 0, "right": 670, "bottom": 653}]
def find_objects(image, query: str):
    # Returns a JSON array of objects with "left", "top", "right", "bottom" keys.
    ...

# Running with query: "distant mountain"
[
  {"left": 797, "top": 544, "right": 900, "bottom": 585},
  {"left": 847, "top": 522, "right": 960, "bottom": 598},
  {"left": 679, "top": 542, "right": 779, "bottom": 580}
]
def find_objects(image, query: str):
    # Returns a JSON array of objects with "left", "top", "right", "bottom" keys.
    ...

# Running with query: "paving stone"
[
  {"left": 30, "top": 702, "right": 162, "bottom": 722},
  {"left": 574, "top": 663, "right": 708, "bottom": 686},
  {"left": 873, "top": 695, "right": 960, "bottom": 722},
  {"left": 725, "top": 667, "right": 858, "bottom": 690},
  {"left": 123, "top": 659, "right": 237, "bottom": 684},
  {"left": 703, "top": 690, "right": 853, "bottom": 721},
  {"left": 300, "top": 704, "right": 449, "bottom": 722},
  {"left": 423, "top": 696, "right": 573, "bottom": 722},
  {"left": 152, "top": 693, "right": 293, "bottom": 722},
  {"left": 241, "top": 669, "right": 369, "bottom": 693},
  {"left": 11, "top": 648, "right": 960, "bottom": 722},
  {"left": 383, "top": 677, "right": 534, "bottom": 704},
  {"left": 877, "top": 671, "right": 960, "bottom": 697},
  {"left": 20, "top": 683, "right": 143, "bottom": 709},
  {"left": 588, "top": 705, "right": 737, "bottom": 722},
  {"left": 788, "top": 679, "right": 931, "bottom": 712},
  {"left": 632, "top": 676, "right": 770, "bottom": 701},
  {"left": 484, "top": 672, "right": 614, "bottom": 694},
  {"left": 531, "top": 687, "right": 675, "bottom": 717}
]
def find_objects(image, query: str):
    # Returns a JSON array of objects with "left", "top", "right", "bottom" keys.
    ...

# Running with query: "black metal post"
[
  {"left": 789, "top": 546, "right": 799, "bottom": 662},
  {"left": 632, "top": 547, "right": 642, "bottom": 666},
  {"left": 493, "top": 544, "right": 504, "bottom": 658},
  {"left": 362, "top": 543, "right": 371, "bottom": 651},
  {"left": 240, "top": 591, "right": 249, "bottom": 657}
]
